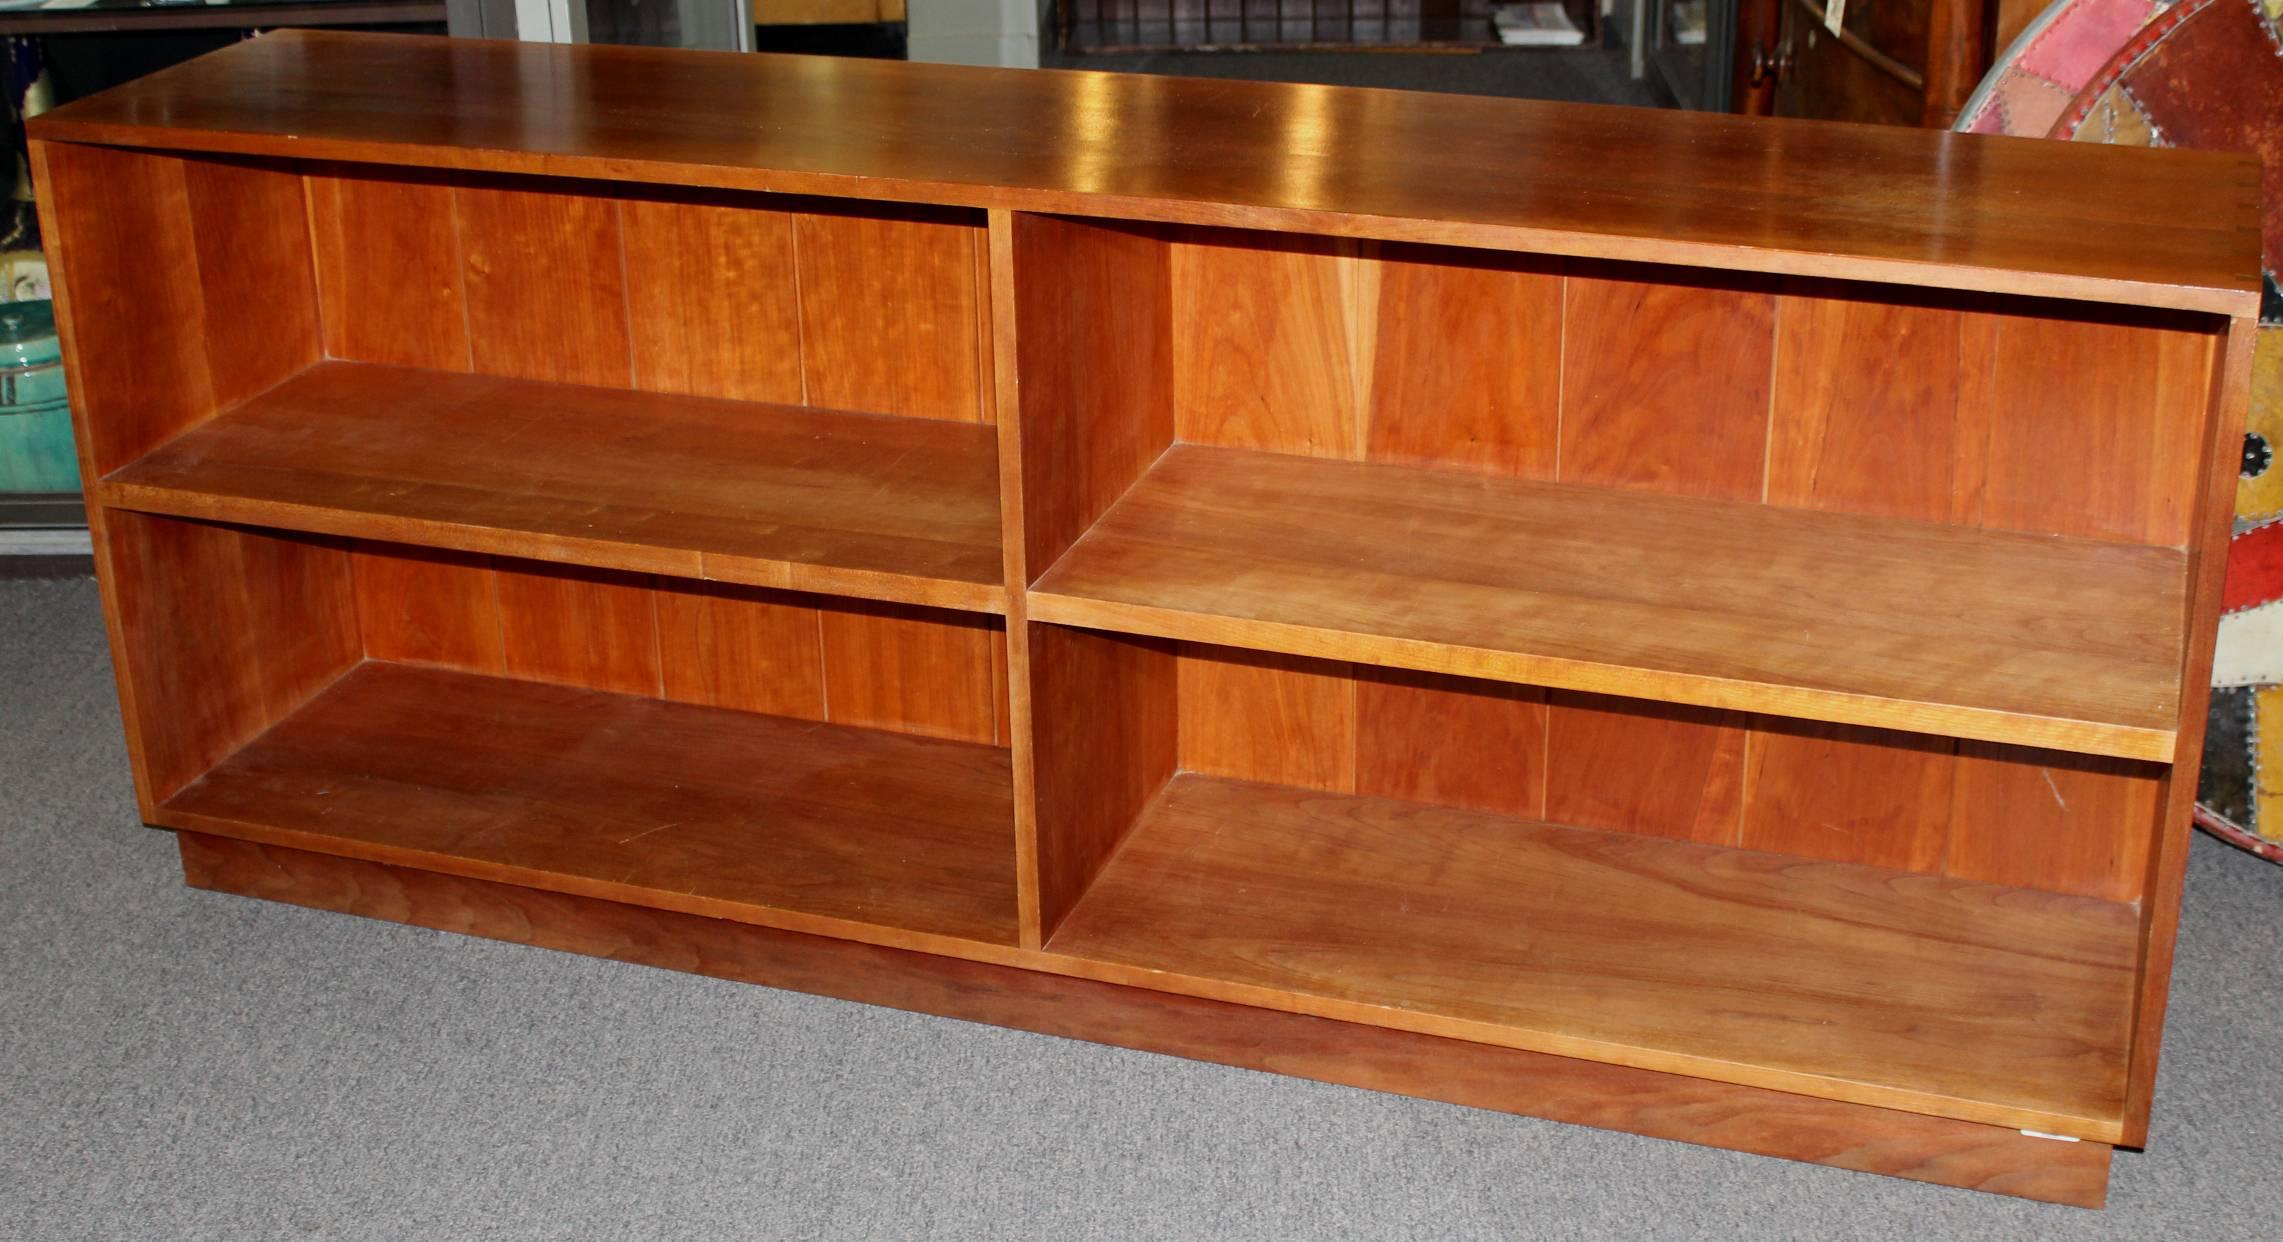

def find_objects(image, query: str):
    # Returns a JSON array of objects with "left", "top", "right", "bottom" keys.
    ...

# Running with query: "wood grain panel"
[
  {"left": 180, "top": 158, "right": 321, "bottom": 407},
  {"left": 1545, "top": 691, "right": 1745, "bottom": 843},
  {"left": 164, "top": 664, "right": 1019, "bottom": 945},
  {"left": 1741, "top": 721, "right": 1955, "bottom": 872},
  {"left": 621, "top": 195, "right": 802, "bottom": 403},
  {"left": 1366, "top": 246, "right": 1561, "bottom": 479},
  {"left": 34, "top": 142, "right": 211, "bottom": 475},
  {"left": 105, "top": 512, "right": 360, "bottom": 803},
  {"left": 654, "top": 580, "right": 826, "bottom": 719},
  {"left": 1030, "top": 625, "right": 1177, "bottom": 937},
  {"left": 1560, "top": 269, "right": 1773, "bottom": 501},
  {"left": 794, "top": 206, "right": 984, "bottom": 421},
  {"left": 455, "top": 183, "right": 630, "bottom": 387},
  {"left": 1052, "top": 773, "right": 2138, "bottom": 1140},
  {"left": 180, "top": 831, "right": 2117, "bottom": 1207},
  {"left": 351, "top": 544, "right": 504, "bottom": 673},
  {"left": 1008, "top": 213, "right": 1173, "bottom": 575},
  {"left": 307, "top": 169, "right": 469, "bottom": 370},
  {"left": 35, "top": 146, "right": 318, "bottom": 475},
  {"left": 1768, "top": 290, "right": 1985, "bottom": 521},
  {"left": 1356, "top": 668, "right": 1545, "bottom": 820},
  {"left": 818, "top": 601, "right": 999, "bottom": 743},
  {"left": 1170, "top": 229, "right": 1358, "bottom": 459},
  {"left": 1984, "top": 310, "right": 2212, "bottom": 545},
  {"left": 494, "top": 561, "right": 661, "bottom": 697},
  {"left": 1946, "top": 745, "right": 2163, "bottom": 903},
  {"left": 1177, "top": 645, "right": 1354, "bottom": 793}
]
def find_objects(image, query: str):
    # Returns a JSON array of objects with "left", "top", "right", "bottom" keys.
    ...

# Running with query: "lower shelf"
[
  {"left": 157, "top": 662, "right": 1022, "bottom": 948},
  {"left": 180, "top": 831, "right": 2116, "bottom": 1208},
  {"left": 1049, "top": 774, "right": 2142, "bottom": 1141}
]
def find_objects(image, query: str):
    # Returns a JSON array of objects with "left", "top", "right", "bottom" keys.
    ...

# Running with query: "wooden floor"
[
  {"left": 99, "top": 362, "right": 1006, "bottom": 613},
  {"left": 158, "top": 663, "right": 1022, "bottom": 947},
  {"left": 1029, "top": 445, "right": 2188, "bottom": 760},
  {"left": 1049, "top": 773, "right": 2142, "bottom": 1139}
]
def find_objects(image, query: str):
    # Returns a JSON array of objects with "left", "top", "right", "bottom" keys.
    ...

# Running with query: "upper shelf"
[
  {"left": 98, "top": 361, "right": 1006, "bottom": 613},
  {"left": 1029, "top": 445, "right": 2187, "bottom": 761},
  {"left": 29, "top": 30, "right": 2261, "bottom": 315}
]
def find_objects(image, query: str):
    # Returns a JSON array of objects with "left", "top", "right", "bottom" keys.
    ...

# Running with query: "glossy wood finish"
[
  {"left": 30, "top": 31, "right": 2259, "bottom": 313},
  {"left": 1030, "top": 445, "right": 2187, "bottom": 760},
  {"left": 181, "top": 833, "right": 2114, "bottom": 1207},
  {"left": 38, "top": 34, "right": 2259, "bottom": 1205},
  {"left": 1051, "top": 774, "right": 2138, "bottom": 1140},
  {"left": 160, "top": 662, "right": 1021, "bottom": 947},
  {"left": 99, "top": 362, "right": 1005, "bottom": 613}
]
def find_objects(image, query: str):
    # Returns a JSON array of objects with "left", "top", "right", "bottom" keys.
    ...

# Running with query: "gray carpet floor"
[{"left": 2, "top": 574, "right": 2278, "bottom": 1240}]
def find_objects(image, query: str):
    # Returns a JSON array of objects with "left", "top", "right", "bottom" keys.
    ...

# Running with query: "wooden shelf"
[
  {"left": 1050, "top": 773, "right": 2140, "bottom": 1139},
  {"left": 1029, "top": 445, "right": 2188, "bottom": 761},
  {"left": 158, "top": 663, "right": 1022, "bottom": 949},
  {"left": 99, "top": 362, "right": 1006, "bottom": 613},
  {"left": 28, "top": 30, "right": 2260, "bottom": 314}
]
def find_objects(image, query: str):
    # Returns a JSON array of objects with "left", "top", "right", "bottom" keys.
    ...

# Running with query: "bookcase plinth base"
[{"left": 175, "top": 830, "right": 2116, "bottom": 1208}]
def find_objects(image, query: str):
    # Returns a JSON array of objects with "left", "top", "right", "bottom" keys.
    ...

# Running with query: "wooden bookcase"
[{"left": 32, "top": 31, "right": 2259, "bottom": 1208}]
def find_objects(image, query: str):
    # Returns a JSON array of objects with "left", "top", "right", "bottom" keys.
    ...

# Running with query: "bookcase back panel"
[
  {"left": 1151, "top": 224, "right": 2218, "bottom": 549},
  {"left": 39, "top": 146, "right": 320, "bottom": 477},
  {"left": 347, "top": 543, "right": 1007, "bottom": 745},
  {"left": 1164, "top": 640, "right": 2159, "bottom": 901},
  {"left": 305, "top": 169, "right": 993, "bottom": 423}
]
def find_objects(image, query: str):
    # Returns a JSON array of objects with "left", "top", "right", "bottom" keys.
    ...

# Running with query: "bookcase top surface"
[{"left": 31, "top": 30, "right": 2261, "bottom": 314}]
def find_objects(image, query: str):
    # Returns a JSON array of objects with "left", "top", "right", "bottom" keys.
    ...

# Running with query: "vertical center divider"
[
  {"left": 987, "top": 208, "right": 1047, "bottom": 949},
  {"left": 990, "top": 210, "right": 1184, "bottom": 949}
]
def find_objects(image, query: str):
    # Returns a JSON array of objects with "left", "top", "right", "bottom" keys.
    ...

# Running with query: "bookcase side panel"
[
  {"left": 1007, "top": 213, "right": 1175, "bottom": 577},
  {"left": 106, "top": 513, "right": 361, "bottom": 805},
  {"left": 2123, "top": 312, "right": 2258, "bottom": 1143},
  {"left": 38, "top": 143, "right": 319, "bottom": 476},
  {"left": 1029, "top": 624, "right": 1177, "bottom": 939}
]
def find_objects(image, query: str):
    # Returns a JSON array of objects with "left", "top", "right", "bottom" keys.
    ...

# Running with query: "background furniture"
[
  {"left": 33, "top": 30, "right": 2257, "bottom": 1207},
  {"left": 1731, "top": 0, "right": 2048, "bottom": 123}
]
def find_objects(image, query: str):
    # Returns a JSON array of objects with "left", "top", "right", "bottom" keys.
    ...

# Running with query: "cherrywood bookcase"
[{"left": 32, "top": 31, "right": 2259, "bottom": 1208}]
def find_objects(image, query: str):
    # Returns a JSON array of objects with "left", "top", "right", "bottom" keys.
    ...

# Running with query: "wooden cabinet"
[
  {"left": 33, "top": 31, "right": 2257, "bottom": 1207},
  {"left": 1742, "top": 0, "right": 1993, "bottom": 126}
]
